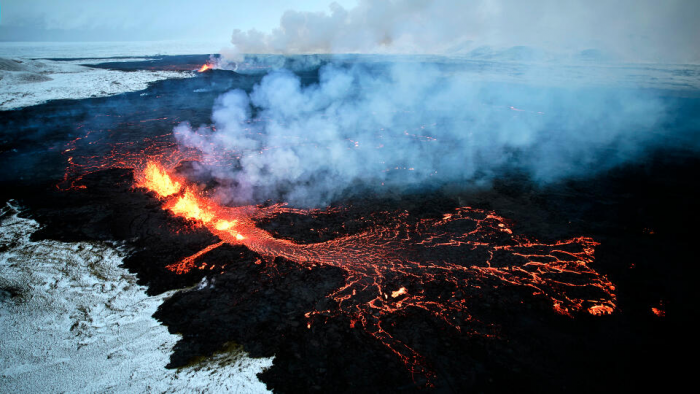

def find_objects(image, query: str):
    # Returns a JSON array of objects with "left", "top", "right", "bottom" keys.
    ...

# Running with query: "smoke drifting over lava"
[
  {"left": 1, "top": 1, "right": 697, "bottom": 391},
  {"left": 175, "top": 61, "right": 670, "bottom": 207},
  {"left": 173, "top": 0, "right": 700, "bottom": 207}
]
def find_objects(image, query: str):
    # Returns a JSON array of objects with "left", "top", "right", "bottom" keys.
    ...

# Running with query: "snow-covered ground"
[
  {"left": 2, "top": 39, "right": 699, "bottom": 112},
  {"left": 0, "top": 40, "right": 234, "bottom": 111},
  {"left": 0, "top": 57, "right": 194, "bottom": 111},
  {"left": 0, "top": 201, "right": 273, "bottom": 393}
]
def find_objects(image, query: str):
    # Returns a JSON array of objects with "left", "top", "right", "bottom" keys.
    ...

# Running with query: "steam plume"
[
  {"left": 224, "top": 0, "right": 700, "bottom": 63},
  {"left": 175, "top": 61, "right": 669, "bottom": 207},
  {"left": 175, "top": 0, "right": 699, "bottom": 207}
]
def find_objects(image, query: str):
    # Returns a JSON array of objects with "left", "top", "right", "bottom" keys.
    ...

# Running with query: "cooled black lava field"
[{"left": 1, "top": 55, "right": 698, "bottom": 393}]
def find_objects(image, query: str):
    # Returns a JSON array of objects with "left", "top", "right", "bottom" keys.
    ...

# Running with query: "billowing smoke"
[
  {"left": 175, "top": 60, "right": 672, "bottom": 207},
  {"left": 223, "top": 0, "right": 700, "bottom": 63},
  {"left": 174, "top": 0, "right": 698, "bottom": 207}
]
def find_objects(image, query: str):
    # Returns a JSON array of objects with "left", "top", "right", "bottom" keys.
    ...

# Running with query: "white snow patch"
[
  {"left": 0, "top": 57, "right": 194, "bottom": 111},
  {"left": 0, "top": 201, "right": 273, "bottom": 393}
]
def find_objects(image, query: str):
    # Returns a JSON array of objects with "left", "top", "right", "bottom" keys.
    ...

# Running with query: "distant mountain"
[
  {"left": 466, "top": 45, "right": 548, "bottom": 62},
  {"left": 575, "top": 49, "right": 614, "bottom": 62}
]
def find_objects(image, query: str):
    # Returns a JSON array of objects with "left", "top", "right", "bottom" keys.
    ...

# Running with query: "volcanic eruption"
[
  {"left": 198, "top": 63, "right": 213, "bottom": 72},
  {"left": 2, "top": 1, "right": 698, "bottom": 392},
  {"left": 114, "top": 154, "right": 616, "bottom": 383},
  {"left": 24, "top": 44, "right": 693, "bottom": 390}
]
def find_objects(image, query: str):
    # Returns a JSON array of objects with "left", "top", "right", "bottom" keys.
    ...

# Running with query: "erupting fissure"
[{"left": 133, "top": 159, "right": 617, "bottom": 383}]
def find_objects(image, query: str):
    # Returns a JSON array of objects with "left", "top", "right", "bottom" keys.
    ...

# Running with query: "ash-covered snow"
[
  {"left": 0, "top": 202, "right": 272, "bottom": 393},
  {"left": 0, "top": 57, "right": 193, "bottom": 111}
]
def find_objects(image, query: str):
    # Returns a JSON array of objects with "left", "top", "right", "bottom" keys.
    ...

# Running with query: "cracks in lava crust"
[
  {"left": 133, "top": 161, "right": 616, "bottom": 387},
  {"left": 22, "top": 161, "right": 617, "bottom": 392}
]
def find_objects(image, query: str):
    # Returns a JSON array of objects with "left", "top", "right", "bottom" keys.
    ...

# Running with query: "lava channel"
[{"left": 133, "top": 160, "right": 617, "bottom": 383}]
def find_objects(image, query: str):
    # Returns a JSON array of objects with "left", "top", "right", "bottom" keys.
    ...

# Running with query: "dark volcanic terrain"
[{"left": 1, "top": 56, "right": 698, "bottom": 393}]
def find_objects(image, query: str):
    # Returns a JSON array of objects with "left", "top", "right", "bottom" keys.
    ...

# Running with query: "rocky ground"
[
  {"left": 1, "top": 150, "right": 694, "bottom": 392},
  {"left": 1, "top": 58, "right": 697, "bottom": 392}
]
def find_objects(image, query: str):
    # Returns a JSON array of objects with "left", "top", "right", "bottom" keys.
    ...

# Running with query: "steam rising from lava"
[
  {"left": 180, "top": 0, "right": 700, "bottom": 207},
  {"left": 175, "top": 62, "right": 667, "bottom": 207}
]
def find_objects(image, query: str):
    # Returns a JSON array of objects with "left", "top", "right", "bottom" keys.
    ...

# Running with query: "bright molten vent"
[{"left": 136, "top": 162, "right": 181, "bottom": 198}]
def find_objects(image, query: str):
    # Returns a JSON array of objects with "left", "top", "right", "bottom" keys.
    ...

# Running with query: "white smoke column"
[
  {"left": 223, "top": 0, "right": 700, "bottom": 63},
  {"left": 175, "top": 61, "right": 669, "bottom": 207},
  {"left": 174, "top": 0, "right": 699, "bottom": 207}
]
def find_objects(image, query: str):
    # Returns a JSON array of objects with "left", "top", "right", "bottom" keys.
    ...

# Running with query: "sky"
[
  {"left": 0, "top": 0, "right": 357, "bottom": 43},
  {"left": 1, "top": 0, "right": 698, "bottom": 62}
]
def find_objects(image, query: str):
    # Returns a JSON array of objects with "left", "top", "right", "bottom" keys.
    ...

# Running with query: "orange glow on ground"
[
  {"left": 215, "top": 219, "right": 237, "bottom": 230},
  {"left": 588, "top": 304, "right": 615, "bottom": 316},
  {"left": 391, "top": 287, "right": 408, "bottom": 298},
  {"left": 166, "top": 240, "right": 225, "bottom": 274},
  {"left": 651, "top": 307, "right": 665, "bottom": 317},
  {"left": 167, "top": 189, "right": 215, "bottom": 223},
  {"left": 136, "top": 162, "right": 247, "bottom": 251},
  {"left": 198, "top": 63, "right": 212, "bottom": 72},
  {"left": 132, "top": 158, "right": 618, "bottom": 385},
  {"left": 652, "top": 301, "right": 666, "bottom": 317},
  {"left": 136, "top": 162, "right": 181, "bottom": 197}
]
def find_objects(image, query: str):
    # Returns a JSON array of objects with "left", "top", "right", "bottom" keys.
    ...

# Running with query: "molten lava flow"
[
  {"left": 391, "top": 287, "right": 408, "bottom": 298},
  {"left": 133, "top": 168, "right": 247, "bottom": 274},
  {"left": 133, "top": 160, "right": 618, "bottom": 384},
  {"left": 652, "top": 300, "right": 666, "bottom": 317},
  {"left": 55, "top": 98, "right": 619, "bottom": 386},
  {"left": 167, "top": 240, "right": 226, "bottom": 274},
  {"left": 167, "top": 190, "right": 215, "bottom": 223},
  {"left": 136, "top": 162, "right": 181, "bottom": 197},
  {"left": 198, "top": 63, "right": 212, "bottom": 72},
  {"left": 651, "top": 307, "right": 665, "bottom": 317}
]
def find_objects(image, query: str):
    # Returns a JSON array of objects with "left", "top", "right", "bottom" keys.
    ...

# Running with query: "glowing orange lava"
[
  {"left": 651, "top": 307, "right": 665, "bottom": 317},
  {"left": 136, "top": 162, "right": 181, "bottom": 197},
  {"left": 167, "top": 189, "right": 215, "bottom": 223},
  {"left": 652, "top": 301, "right": 665, "bottom": 317},
  {"left": 132, "top": 159, "right": 618, "bottom": 384},
  {"left": 198, "top": 63, "right": 212, "bottom": 72},
  {"left": 391, "top": 287, "right": 408, "bottom": 298},
  {"left": 588, "top": 304, "right": 615, "bottom": 316}
]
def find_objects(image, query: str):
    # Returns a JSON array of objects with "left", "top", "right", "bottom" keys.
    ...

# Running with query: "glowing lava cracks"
[{"left": 135, "top": 161, "right": 617, "bottom": 382}]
